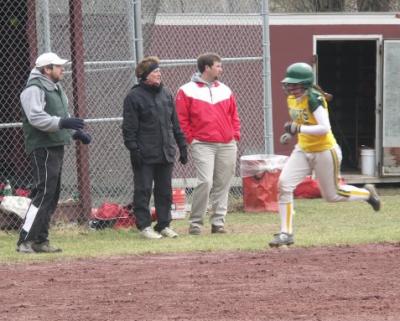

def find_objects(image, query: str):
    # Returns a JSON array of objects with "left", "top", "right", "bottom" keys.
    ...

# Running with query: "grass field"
[{"left": 0, "top": 191, "right": 399, "bottom": 264}]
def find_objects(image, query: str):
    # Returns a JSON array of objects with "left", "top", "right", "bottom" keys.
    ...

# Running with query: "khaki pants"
[{"left": 189, "top": 140, "right": 237, "bottom": 227}]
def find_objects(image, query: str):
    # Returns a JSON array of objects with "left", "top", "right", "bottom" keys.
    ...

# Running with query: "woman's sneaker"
[
  {"left": 160, "top": 227, "right": 178, "bottom": 238},
  {"left": 140, "top": 227, "right": 162, "bottom": 239},
  {"left": 269, "top": 232, "right": 294, "bottom": 248}
]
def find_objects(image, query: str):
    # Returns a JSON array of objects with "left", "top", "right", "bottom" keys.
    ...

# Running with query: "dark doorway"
[
  {"left": 0, "top": 0, "right": 32, "bottom": 187},
  {"left": 317, "top": 40, "right": 377, "bottom": 172}
]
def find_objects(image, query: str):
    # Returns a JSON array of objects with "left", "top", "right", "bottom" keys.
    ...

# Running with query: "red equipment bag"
[
  {"left": 94, "top": 202, "right": 121, "bottom": 220},
  {"left": 294, "top": 176, "right": 321, "bottom": 199},
  {"left": 90, "top": 202, "right": 135, "bottom": 230},
  {"left": 113, "top": 206, "right": 136, "bottom": 229},
  {"left": 293, "top": 176, "right": 346, "bottom": 199}
]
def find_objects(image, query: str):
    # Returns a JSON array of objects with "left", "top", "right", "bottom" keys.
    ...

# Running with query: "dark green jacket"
[{"left": 21, "top": 78, "right": 71, "bottom": 154}]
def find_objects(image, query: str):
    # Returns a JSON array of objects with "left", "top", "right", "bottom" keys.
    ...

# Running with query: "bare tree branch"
[
  {"left": 291, "top": 0, "right": 345, "bottom": 12},
  {"left": 357, "top": 0, "right": 391, "bottom": 11}
]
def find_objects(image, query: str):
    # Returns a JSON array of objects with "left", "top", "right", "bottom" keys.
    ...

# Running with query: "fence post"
[
  {"left": 261, "top": 0, "right": 274, "bottom": 154},
  {"left": 134, "top": 0, "right": 143, "bottom": 62},
  {"left": 127, "top": 0, "right": 137, "bottom": 85},
  {"left": 69, "top": 0, "right": 92, "bottom": 221},
  {"left": 36, "top": 0, "right": 51, "bottom": 53},
  {"left": 27, "top": 0, "right": 38, "bottom": 68}
]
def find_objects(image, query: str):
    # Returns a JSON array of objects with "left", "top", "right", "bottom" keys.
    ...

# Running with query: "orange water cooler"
[{"left": 171, "top": 188, "right": 186, "bottom": 219}]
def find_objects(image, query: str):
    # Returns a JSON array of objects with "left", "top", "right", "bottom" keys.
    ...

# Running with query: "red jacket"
[{"left": 176, "top": 79, "right": 241, "bottom": 144}]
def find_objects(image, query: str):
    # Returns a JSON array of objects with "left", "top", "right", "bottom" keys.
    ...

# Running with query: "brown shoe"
[
  {"left": 211, "top": 225, "right": 226, "bottom": 234},
  {"left": 189, "top": 225, "right": 201, "bottom": 235},
  {"left": 32, "top": 241, "right": 62, "bottom": 253}
]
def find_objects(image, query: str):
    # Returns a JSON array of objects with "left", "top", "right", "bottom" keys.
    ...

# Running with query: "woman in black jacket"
[{"left": 122, "top": 56, "right": 187, "bottom": 239}]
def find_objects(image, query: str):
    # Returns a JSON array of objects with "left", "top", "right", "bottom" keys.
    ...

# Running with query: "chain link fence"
[
  {"left": 143, "top": 1, "right": 266, "bottom": 195},
  {"left": 0, "top": 0, "right": 266, "bottom": 230}
]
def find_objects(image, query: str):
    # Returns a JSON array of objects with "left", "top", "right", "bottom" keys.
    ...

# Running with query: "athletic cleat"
[
  {"left": 269, "top": 232, "right": 294, "bottom": 248},
  {"left": 364, "top": 184, "right": 381, "bottom": 212}
]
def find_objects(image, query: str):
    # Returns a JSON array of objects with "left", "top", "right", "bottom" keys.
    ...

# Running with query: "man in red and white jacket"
[{"left": 176, "top": 53, "right": 241, "bottom": 235}]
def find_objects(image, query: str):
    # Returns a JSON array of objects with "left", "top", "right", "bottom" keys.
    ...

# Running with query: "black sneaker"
[
  {"left": 269, "top": 232, "right": 294, "bottom": 248},
  {"left": 211, "top": 225, "right": 226, "bottom": 234},
  {"left": 364, "top": 184, "right": 381, "bottom": 212}
]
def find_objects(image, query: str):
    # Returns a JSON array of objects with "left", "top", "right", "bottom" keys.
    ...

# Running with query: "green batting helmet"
[{"left": 281, "top": 62, "right": 314, "bottom": 87}]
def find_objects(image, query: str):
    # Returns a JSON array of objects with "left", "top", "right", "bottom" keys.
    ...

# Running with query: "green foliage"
[{"left": 1, "top": 195, "right": 399, "bottom": 263}]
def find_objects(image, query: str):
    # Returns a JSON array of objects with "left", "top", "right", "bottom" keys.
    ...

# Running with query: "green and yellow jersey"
[{"left": 287, "top": 88, "right": 336, "bottom": 152}]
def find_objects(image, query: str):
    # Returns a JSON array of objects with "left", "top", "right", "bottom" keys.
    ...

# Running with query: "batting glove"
[
  {"left": 279, "top": 132, "right": 292, "bottom": 145},
  {"left": 284, "top": 121, "right": 301, "bottom": 135}
]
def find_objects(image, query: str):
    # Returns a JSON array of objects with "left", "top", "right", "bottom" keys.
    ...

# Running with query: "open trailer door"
[{"left": 382, "top": 40, "right": 400, "bottom": 176}]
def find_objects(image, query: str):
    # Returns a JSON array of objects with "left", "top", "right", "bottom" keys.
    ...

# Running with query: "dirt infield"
[{"left": 1, "top": 243, "right": 400, "bottom": 321}]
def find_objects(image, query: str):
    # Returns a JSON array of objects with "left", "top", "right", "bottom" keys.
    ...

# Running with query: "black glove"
[
  {"left": 284, "top": 121, "right": 301, "bottom": 135},
  {"left": 279, "top": 132, "right": 292, "bottom": 145},
  {"left": 131, "top": 149, "right": 142, "bottom": 168},
  {"left": 179, "top": 146, "right": 188, "bottom": 165},
  {"left": 72, "top": 130, "right": 92, "bottom": 145},
  {"left": 59, "top": 117, "right": 85, "bottom": 130}
]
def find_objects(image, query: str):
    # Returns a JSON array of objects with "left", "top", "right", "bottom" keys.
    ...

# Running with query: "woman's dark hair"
[
  {"left": 135, "top": 56, "right": 160, "bottom": 79},
  {"left": 312, "top": 84, "right": 333, "bottom": 102}
]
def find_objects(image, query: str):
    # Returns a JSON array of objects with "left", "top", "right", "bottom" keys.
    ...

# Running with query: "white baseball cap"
[{"left": 35, "top": 52, "right": 68, "bottom": 68}]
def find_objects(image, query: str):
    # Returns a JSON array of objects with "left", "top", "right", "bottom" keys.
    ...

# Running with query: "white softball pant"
[{"left": 278, "top": 145, "right": 370, "bottom": 234}]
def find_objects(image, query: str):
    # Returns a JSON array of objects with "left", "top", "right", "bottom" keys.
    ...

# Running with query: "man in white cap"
[{"left": 16, "top": 52, "right": 91, "bottom": 253}]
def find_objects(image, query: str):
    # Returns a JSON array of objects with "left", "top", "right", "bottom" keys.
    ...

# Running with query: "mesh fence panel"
[
  {"left": 0, "top": 0, "right": 266, "bottom": 230},
  {"left": 1, "top": 1, "right": 32, "bottom": 230}
]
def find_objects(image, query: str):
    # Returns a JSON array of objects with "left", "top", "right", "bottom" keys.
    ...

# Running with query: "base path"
[{"left": 1, "top": 243, "right": 399, "bottom": 321}]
